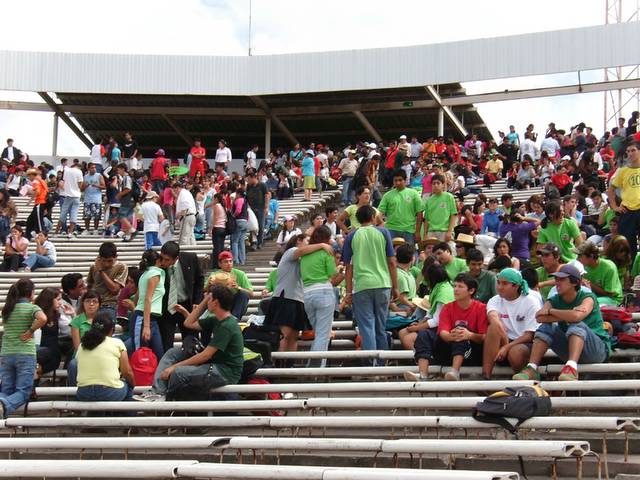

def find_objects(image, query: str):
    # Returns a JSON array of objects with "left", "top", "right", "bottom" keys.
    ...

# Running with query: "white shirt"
[
  {"left": 540, "top": 137, "right": 560, "bottom": 157},
  {"left": 141, "top": 200, "right": 163, "bottom": 232},
  {"left": 62, "top": 166, "right": 83, "bottom": 198},
  {"left": 486, "top": 294, "right": 540, "bottom": 340},
  {"left": 215, "top": 147, "right": 232, "bottom": 165},
  {"left": 41, "top": 240, "right": 57, "bottom": 262},
  {"left": 127, "top": 156, "right": 140, "bottom": 172},
  {"left": 176, "top": 189, "right": 196, "bottom": 216},
  {"left": 90, "top": 144, "right": 102, "bottom": 166},
  {"left": 6, "top": 147, "right": 14, "bottom": 161},
  {"left": 520, "top": 138, "right": 538, "bottom": 161},
  {"left": 245, "top": 150, "right": 257, "bottom": 170},
  {"left": 158, "top": 219, "right": 173, "bottom": 244}
]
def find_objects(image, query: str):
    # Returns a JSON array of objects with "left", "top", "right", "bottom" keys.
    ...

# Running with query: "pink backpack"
[{"left": 130, "top": 347, "right": 158, "bottom": 386}]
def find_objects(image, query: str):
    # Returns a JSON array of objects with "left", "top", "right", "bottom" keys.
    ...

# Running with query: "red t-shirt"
[
  {"left": 551, "top": 173, "right": 571, "bottom": 189},
  {"left": 437, "top": 299, "right": 488, "bottom": 335},
  {"left": 150, "top": 157, "right": 168, "bottom": 181},
  {"left": 385, "top": 147, "right": 399, "bottom": 169}
]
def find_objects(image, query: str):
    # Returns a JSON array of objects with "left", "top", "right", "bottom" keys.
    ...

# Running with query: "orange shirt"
[{"left": 33, "top": 178, "right": 48, "bottom": 205}]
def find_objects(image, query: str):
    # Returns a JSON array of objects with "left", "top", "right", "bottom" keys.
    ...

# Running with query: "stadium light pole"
[{"left": 248, "top": 0, "right": 252, "bottom": 56}]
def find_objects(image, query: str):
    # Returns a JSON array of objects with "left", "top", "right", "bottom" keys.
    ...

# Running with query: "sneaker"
[
  {"left": 115, "top": 231, "right": 125, "bottom": 239},
  {"left": 132, "top": 392, "right": 166, "bottom": 402},
  {"left": 512, "top": 365, "right": 541, "bottom": 381},
  {"left": 403, "top": 371, "right": 427, "bottom": 382},
  {"left": 81, "top": 230, "right": 91, "bottom": 236},
  {"left": 444, "top": 370, "right": 461, "bottom": 381},
  {"left": 23, "top": 266, "right": 31, "bottom": 272},
  {"left": 67, "top": 233, "right": 73, "bottom": 240},
  {"left": 558, "top": 365, "right": 578, "bottom": 381}
]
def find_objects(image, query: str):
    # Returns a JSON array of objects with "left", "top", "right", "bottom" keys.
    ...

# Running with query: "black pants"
[
  {"left": 0, "top": 254, "right": 23, "bottom": 272},
  {"left": 26, "top": 204, "right": 46, "bottom": 240},
  {"left": 414, "top": 327, "right": 483, "bottom": 366},
  {"left": 212, "top": 227, "right": 227, "bottom": 267},
  {"left": 159, "top": 304, "right": 194, "bottom": 353}
]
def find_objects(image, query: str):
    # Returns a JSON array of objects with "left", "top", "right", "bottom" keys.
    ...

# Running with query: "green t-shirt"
[
  {"left": 602, "top": 208, "right": 616, "bottom": 229},
  {"left": 473, "top": 269, "right": 497, "bottom": 304},
  {"left": 264, "top": 269, "right": 278, "bottom": 292},
  {"left": 409, "top": 261, "right": 423, "bottom": 280},
  {"left": 344, "top": 204, "right": 380, "bottom": 230},
  {"left": 444, "top": 257, "right": 469, "bottom": 281},
  {"left": 397, "top": 267, "right": 417, "bottom": 299},
  {"left": 300, "top": 249, "right": 337, "bottom": 287},
  {"left": 631, "top": 252, "right": 640, "bottom": 278},
  {"left": 423, "top": 191, "right": 457, "bottom": 232},
  {"left": 536, "top": 266, "right": 554, "bottom": 301},
  {"left": 198, "top": 314, "right": 244, "bottom": 384},
  {"left": 1, "top": 302, "right": 42, "bottom": 356},
  {"left": 70, "top": 313, "right": 93, "bottom": 341},
  {"left": 135, "top": 266, "right": 166, "bottom": 315},
  {"left": 548, "top": 290, "right": 611, "bottom": 354},
  {"left": 205, "top": 268, "right": 253, "bottom": 291},
  {"left": 378, "top": 187, "right": 423, "bottom": 233},
  {"left": 343, "top": 225, "right": 393, "bottom": 294},
  {"left": 584, "top": 258, "right": 623, "bottom": 305},
  {"left": 428, "top": 281, "right": 455, "bottom": 315},
  {"left": 537, "top": 218, "right": 581, "bottom": 262}
]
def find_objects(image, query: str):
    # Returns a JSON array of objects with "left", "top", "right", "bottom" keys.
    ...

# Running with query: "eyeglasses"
[{"left": 84, "top": 299, "right": 100, "bottom": 305}]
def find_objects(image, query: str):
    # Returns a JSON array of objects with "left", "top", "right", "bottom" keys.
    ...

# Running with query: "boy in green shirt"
[
  {"left": 378, "top": 168, "right": 423, "bottom": 245},
  {"left": 390, "top": 244, "right": 417, "bottom": 315},
  {"left": 419, "top": 174, "right": 457, "bottom": 245},
  {"left": 134, "top": 284, "right": 244, "bottom": 402},
  {"left": 513, "top": 264, "right": 610, "bottom": 382},
  {"left": 433, "top": 242, "right": 468, "bottom": 281},
  {"left": 575, "top": 241, "right": 623, "bottom": 305},
  {"left": 205, "top": 251, "right": 254, "bottom": 320}
]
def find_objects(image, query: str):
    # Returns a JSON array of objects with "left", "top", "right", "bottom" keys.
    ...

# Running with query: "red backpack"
[
  {"left": 246, "top": 377, "right": 284, "bottom": 416},
  {"left": 130, "top": 347, "right": 158, "bottom": 386},
  {"left": 601, "top": 306, "right": 633, "bottom": 323}
]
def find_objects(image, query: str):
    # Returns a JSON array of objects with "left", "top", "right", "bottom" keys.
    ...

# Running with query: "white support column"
[
  {"left": 437, "top": 108, "right": 444, "bottom": 137},
  {"left": 265, "top": 117, "right": 272, "bottom": 157},
  {"left": 51, "top": 113, "right": 59, "bottom": 157}
]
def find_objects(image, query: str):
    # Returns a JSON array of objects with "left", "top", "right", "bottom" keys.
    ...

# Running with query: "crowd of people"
[{"left": 1, "top": 112, "right": 640, "bottom": 415}]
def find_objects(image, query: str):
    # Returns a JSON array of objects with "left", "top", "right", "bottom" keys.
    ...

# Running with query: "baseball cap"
[
  {"left": 399, "top": 135, "right": 407, "bottom": 140},
  {"left": 537, "top": 243, "right": 560, "bottom": 256},
  {"left": 155, "top": 149, "right": 165, "bottom": 156},
  {"left": 551, "top": 263, "right": 582, "bottom": 281},
  {"left": 218, "top": 251, "right": 233, "bottom": 261},
  {"left": 284, "top": 215, "right": 296, "bottom": 222},
  {"left": 369, "top": 143, "right": 377, "bottom": 149}
]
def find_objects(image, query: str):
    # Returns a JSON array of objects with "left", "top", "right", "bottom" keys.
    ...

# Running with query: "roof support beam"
[
  {"left": 37, "top": 92, "right": 94, "bottom": 149},
  {"left": 352, "top": 110, "right": 382, "bottom": 143},
  {"left": 425, "top": 85, "right": 467, "bottom": 138},
  {"left": 161, "top": 114, "right": 192, "bottom": 147},
  {"left": 250, "top": 96, "right": 298, "bottom": 146},
  {"left": 0, "top": 101, "right": 50, "bottom": 112}
]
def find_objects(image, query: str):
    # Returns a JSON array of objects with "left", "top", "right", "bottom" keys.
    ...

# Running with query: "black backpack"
[
  {"left": 472, "top": 385, "right": 551, "bottom": 433},
  {"left": 130, "top": 179, "right": 143, "bottom": 203}
]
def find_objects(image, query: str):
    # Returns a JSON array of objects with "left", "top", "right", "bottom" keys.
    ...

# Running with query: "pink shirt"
[
  {"left": 162, "top": 187, "right": 174, "bottom": 206},
  {"left": 213, "top": 204, "right": 226, "bottom": 228},
  {"left": 422, "top": 173, "right": 434, "bottom": 194}
]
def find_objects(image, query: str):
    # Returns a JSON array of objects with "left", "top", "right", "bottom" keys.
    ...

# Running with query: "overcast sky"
[{"left": 0, "top": 0, "right": 634, "bottom": 156}]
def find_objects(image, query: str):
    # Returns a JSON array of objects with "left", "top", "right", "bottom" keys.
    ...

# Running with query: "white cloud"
[{"left": 0, "top": 0, "right": 634, "bottom": 156}]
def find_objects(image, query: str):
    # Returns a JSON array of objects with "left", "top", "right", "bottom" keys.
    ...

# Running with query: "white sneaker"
[
  {"left": 444, "top": 370, "right": 461, "bottom": 381},
  {"left": 403, "top": 371, "right": 426, "bottom": 382},
  {"left": 132, "top": 392, "right": 165, "bottom": 402},
  {"left": 67, "top": 233, "right": 73, "bottom": 240},
  {"left": 115, "top": 231, "right": 125, "bottom": 239}
]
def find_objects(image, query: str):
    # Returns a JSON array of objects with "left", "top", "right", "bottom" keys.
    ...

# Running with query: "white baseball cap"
[{"left": 399, "top": 134, "right": 407, "bottom": 140}]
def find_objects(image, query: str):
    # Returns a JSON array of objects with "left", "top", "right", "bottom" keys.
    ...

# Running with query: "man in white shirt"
[
  {"left": 215, "top": 139, "right": 233, "bottom": 170},
  {"left": 409, "top": 136, "right": 423, "bottom": 160},
  {"left": 174, "top": 182, "right": 197, "bottom": 245},
  {"left": 540, "top": 134, "right": 560, "bottom": 158},
  {"left": 482, "top": 268, "right": 540, "bottom": 379},
  {"left": 398, "top": 135, "right": 411, "bottom": 156},
  {"left": 141, "top": 191, "right": 165, "bottom": 250},
  {"left": 245, "top": 145, "right": 258, "bottom": 172},
  {"left": 57, "top": 163, "right": 84, "bottom": 239},
  {"left": 519, "top": 132, "right": 538, "bottom": 162}
]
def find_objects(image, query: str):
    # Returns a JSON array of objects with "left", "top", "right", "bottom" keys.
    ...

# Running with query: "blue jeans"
[
  {"left": 152, "top": 347, "right": 227, "bottom": 395},
  {"left": 353, "top": 288, "right": 391, "bottom": 363},
  {"left": 145, "top": 231, "right": 161, "bottom": 250},
  {"left": 341, "top": 176, "right": 354, "bottom": 205},
  {"left": 67, "top": 358, "right": 78, "bottom": 386},
  {"left": 0, "top": 354, "right": 37, "bottom": 416},
  {"left": 387, "top": 230, "right": 415, "bottom": 246},
  {"left": 534, "top": 322, "right": 608, "bottom": 364},
  {"left": 231, "top": 219, "right": 248, "bottom": 265},
  {"left": 24, "top": 254, "right": 55, "bottom": 271},
  {"left": 618, "top": 209, "right": 640, "bottom": 260},
  {"left": 77, "top": 382, "right": 133, "bottom": 401},
  {"left": 133, "top": 312, "right": 165, "bottom": 361},
  {"left": 304, "top": 286, "right": 336, "bottom": 368},
  {"left": 59, "top": 196, "right": 80, "bottom": 226}
]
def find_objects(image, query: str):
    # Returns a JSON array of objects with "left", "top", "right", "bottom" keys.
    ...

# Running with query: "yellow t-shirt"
[
  {"left": 612, "top": 166, "right": 640, "bottom": 211},
  {"left": 76, "top": 336, "right": 126, "bottom": 389},
  {"left": 486, "top": 159, "right": 503, "bottom": 174}
]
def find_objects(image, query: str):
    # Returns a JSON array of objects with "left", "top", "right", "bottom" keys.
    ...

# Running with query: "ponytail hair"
[
  {"left": 541, "top": 200, "right": 562, "bottom": 229},
  {"left": 139, "top": 249, "right": 160, "bottom": 272},
  {"left": 2, "top": 279, "right": 35, "bottom": 322},
  {"left": 80, "top": 312, "right": 114, "bottom": 351}
]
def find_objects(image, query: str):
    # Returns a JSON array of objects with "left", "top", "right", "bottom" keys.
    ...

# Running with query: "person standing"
[
  {"left": 302, "top": 150, "right": 316, "bottom": 201},
  {"left": 338, "top": 150, "right": 358, "bottom": 206},
  {"left": 115, "top": 163, "right": 137, "bottom": 242},
  {"left": 122, "top": 132, "right": 139, "bottom": 172},
  {"left": 211, "top": 193, "right": 227, "bottom": 262},
  {"left": 0, "top": 279, "right": 47, "bottom": 418},
  {"left": 189, "top": 139, "right": 207, "bottom": 178},
  {"left": 215, "top": 140, "right": 232, "bottom": 170},
  {"left": 57, "top": 161, "right": 84, "bottom": 239},
  {"left": 140, "top": 191, "right": 165, "bottom": 250},
  {"left": 150, "top": 149, "right": 169, "bottom": 194},
  {"left": 1, "top": 139, "right": 21, "bottom": 163},
  {"left": 419, "top": 174, "right": 457, "bottom": 246},
  {"left": 343, "top": 205, "right": 399, "bottom": 359},
  {"left": 245, "top": 144, "right": 258, "bottom": 172},
  {"left": 608, "top": 141, "right": 640, "bottom": 258},
  {"left": 378, "top": 169, "right": 423, "bottom": 245},
  {"left": 246, "top": 172, "right": 267, "bottom": 250},
  {"left": 25, "top": 168, "right": 49, "bottom": 240},
  {"left": 230, "top": 186, "right": 249, "bottom": 265},
  {"left": 158, "top": 241, "right": 204, "bottom": 352},
  {"left": 174, "top": 182, "right": 197, "bottom": 246},
  {"left": 82, "top": 163, "right": 105, "bottom": 235}
]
